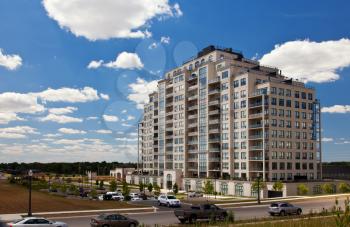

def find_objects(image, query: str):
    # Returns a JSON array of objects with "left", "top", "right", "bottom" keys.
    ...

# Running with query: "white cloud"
[
  {"left": 121, "top": 109, "right": 127, "bottom": 114},
  {"left": 100, "top": 93, "right": 110, "bottom": 100},
  {"left": 42, "top": 0, "right": 182, "bottom": 41},
  {"left": 0, "top": 48, "right": 22, "bottom": 70},
  {"left": 321, "top": 105, "right": 350, "bottom": 114},
  {"left": 127, "top": 115, "right": 136, "bottom": 121},
  {"left": 0, "top": 113, "right": 25, "bottom": 124},
  {"left": 44, "top": 133, "right": 61, "bottom": 138},
  {"left": 49, "top": 106, "right": 77, "bottom": 115},
  {"left": 86, "top": 116, "right": 98, "bottom": 120},
  {"left": 103, "top": 114, "right": 119, "bottom": 122},
  {"left": 58, "top": 127, "right": 86, "bottom": 134},
  {"left": 260, "top": 38, "right": 350, "bottom": 83},
  {"left": 104, "top": 52, "right": 144, "bottom": 69},
  {"left": 322, "top": 137, "right": 334, "bottom": 142},
  {"left": 148, "top": 42, "right": 158, "bottom": 49},
  {"left": 39, "top": 114, "right": 83, "bottom": 124},
  {"left": 93, "top": 129, "right": 113, "bottom": 134},
  {"left": 35, "top": 87, "right": 100, "bottom": 103},
  {"left": 160, "top": 36, "right": 170, "bottom": 44},
  {"left": 121, "top": 123, "right": 133, "bottom": 127},
  {"left": 87, "top": 60, "right": 103, "bottom": 69},
  {"left": 0, "top": 92, "right": 45, "bottom": 114},
  {"left": 116, "top": 137, "right": 138, "bottom": 142},
  {"left": 128, "top": 77, "right": 158, "bottom": 109},
  {"left": 0, "top": 126, "right": 38, "bottom": 139}
]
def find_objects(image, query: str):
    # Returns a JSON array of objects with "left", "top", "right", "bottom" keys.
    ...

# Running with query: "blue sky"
[{"left": 0, "top": 0, "right": 349, "bottom": 162}]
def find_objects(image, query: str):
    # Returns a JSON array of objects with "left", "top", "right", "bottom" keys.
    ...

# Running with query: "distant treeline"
[
  {"left": 0, "top": 161, "right": 136, "bottom": 175},
  {"left": 323, "top": 162, "right": 350, "bottom": 167}
]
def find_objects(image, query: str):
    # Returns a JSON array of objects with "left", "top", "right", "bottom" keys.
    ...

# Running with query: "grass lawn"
[
  {"left": 0, "top": 180, "right": 146, "bottom": 214},
  {"left": 236, "top": 216, "right": 335, "bottom": 227}
]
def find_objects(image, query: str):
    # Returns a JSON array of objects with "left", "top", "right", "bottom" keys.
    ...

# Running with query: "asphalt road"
[{"left": 54, "top": 195, "right": 348, "bottom": 227}]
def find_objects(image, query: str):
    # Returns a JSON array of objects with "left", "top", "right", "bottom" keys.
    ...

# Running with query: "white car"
[
  {"left": 106, "top": 192, "right": 124, "bottom": 201},
  {"left": 131, "top": 196, "right": 143, "bottom": 201},
  {"left": 158, "top": 194, "right": 181, "bottom": 207},
  {"left": 7, "top": 217, "right": 68, "bottom": 227},
  {"left": 129, "top": 193, "right": 139, "bottom": 198}
]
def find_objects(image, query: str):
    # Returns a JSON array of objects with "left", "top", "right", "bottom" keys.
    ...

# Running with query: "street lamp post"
[{"left": 28, "top": 170, "right": 33, "bottom": 217}]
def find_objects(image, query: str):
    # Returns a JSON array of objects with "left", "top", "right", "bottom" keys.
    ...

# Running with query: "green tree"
[
  {"left": 251, "top": 179, "right": 266, "bottom": 192},
  {"left": 203, "top": 180, "right": 214, "bottom": 195},
  {"left": 173, "top": 183, "right": 179, "bottom": 195},
  {"left": 297, "top": 183, "right": 309, "bottom": 195},
  {"left": 60, "top": 184, "right": 67, "bottom": 194},
  {"left": 109, "top": 179, "right": 117, "bottom": 192},
  {"left": 339, "top": 182, "right": 350, "bottom": 193},
  {"left": 90, "top": 189, "right": 98, "bottom": 199},
  {"left": 272, "top": 181, "right": 284, "bottom": 191},
  {"left": 69, "top": 184, "right": 77, "bottom": 194},
  {"left": 154, "top": 183, "right": 161, "bottom": 196},
  {"left": 99, "top": 180, "right": 104, "bottom": 189},
  {"left": 147, "top": 183, "right": 153, "bottom": 194},
  {"left": 122, "top": 181, "right": 130, "bottom": 197},
  {"left": 139, "top": 182, "right": 144, "bottom": 192},
  {"left": 322, "top": 183, "right": 335, "bottom": 194}
]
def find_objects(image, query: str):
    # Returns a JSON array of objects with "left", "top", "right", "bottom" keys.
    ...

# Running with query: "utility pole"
[{"left": 28, "top": 170, "right": 33, "bottom": 217}]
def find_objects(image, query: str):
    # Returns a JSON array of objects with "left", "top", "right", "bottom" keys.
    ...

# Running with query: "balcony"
[
  {"left": 250, "top": 145, "right": 267, "bottom": 150},
  {"left": 249, "top": 123, "right": 263, "bottom": 129},
  {"left": 188, "top": 131, "right": 198, "bottom": 136},
  {"left": 166, "top": 93, "right": 173, "bottom": 98},
  {"left": 209, "top": 128, "right": 220, "bottom": 134},
  {"left": 165, "top": 112, "right": 173, "bottom": 116},
  {"left": 249, "top": 113, "right": 265, "bottom": 119},
  {"left": 208, "top": 77, "right": 220, "bottom": 84},
  {"left": 188, "top": 105, "right": 198, "bottom": 111},
  {"left": 188, "top": 95, "right": 198, "bottom": 101},
  {"left": 188, "top": 167, "right": 198, "bottom": 171},
  {"left": 249, "top": 156, "right": 265, "bottom": 161},
  {"left": 188, "top": 149, "right": 198, "bottom": 153},
  {"left": 249, "top": 102, "right": 268, "bottom": 108},
  {"left": 188, "top": 157, "right": 198, "bottom": 162},
  {"left": 209, "top": 157, "right": 220, "bottom": 162},
  {"left": 209, "top": 148, "right": 220, "bottom": 152},
  {"left": 209, "top": 110, "right": 220, "bottom": 115},
  {"left": 188, "top": 140, "right": 198, "bottom": 145},
  {"left": 208, "top": 138, "right": 220, "bottom": 143},
  {"left": 209, "top": 119, "right": 220, "bottom": 125},
  {"left": 249, "top": 134, "right": 264, "bottom": 140},
  {"left": 188, "top": 123, "right": 197, "bottom": 128},
  {"left": 208, "top": 100, "right": 220, "bottom": 106},
  {"left": 166, "top": 102, "right": 173, "bottom": 107},
  {"left": 166, "top": 143, "right": 173, "bottom": 147},
  {"left": 188, "top": 84, "right": 198, "bottom": 91},
  {"left": 208, "top": 89, "right": 220, "bottom": 95},
  {"left": 188, "top": 114, "right": 198, "bottom": 119},
  {"left": 188, "top": 74, "right": 197, "bottom": 81}
]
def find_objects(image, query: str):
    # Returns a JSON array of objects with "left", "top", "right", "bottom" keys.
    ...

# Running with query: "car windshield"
[
  {"left": 14, "top": 219, "right": 25, "bottom": 224},
  {"left": 167, "top": 195, "right": 176, "bottom": 199},
  {"left": 270, "top": 203, "right": 279, "bottom": 207}
]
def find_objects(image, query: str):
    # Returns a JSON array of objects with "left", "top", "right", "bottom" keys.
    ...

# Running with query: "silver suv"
[{"left": 268, "top": 202, "right": 302, "bottom": 216}]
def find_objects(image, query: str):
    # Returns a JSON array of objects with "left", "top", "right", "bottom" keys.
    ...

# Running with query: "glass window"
[
  {"left": 233, "top": 80, "right": 239, "bottom": 88},
  {"left": 240, "top": 78, "right": 246, "bottom": 86},
  {"left": 222, "top": 71, "right": 229, "bottom": 79}
]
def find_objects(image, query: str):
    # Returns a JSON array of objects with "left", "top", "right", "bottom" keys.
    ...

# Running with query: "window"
[
  {"left": 294, "top": 101, "right": 300, "bottom": 108},
  {"left": 271, "top": 87, "right": 277, "bottom": 94},
  {"left": 301, "top": 102, "right": 306, "bottom": 109},
  {"left": 222, "top": 71, "right": 229, "bottom": 79},
  {"left": 295, "top": 91, "right": 300, "bottom": 98},
  {"left": 240, "top": 78, "right": 247, "bottom": 86},
  {"left": 240, "top": 90, "right": 247, "bottom": 98},
  {"left": 241, "top": 152, "right": 246, "bottom": 159},
  {"left": 233, "top": 80, "right": 239, "bottom": 88},
  {"left": 271, "top": 98, "right": 277, "bottom": 105},
  {"left": 235, "top": 183, "right": 244, "bottom": 196},
  {"left": 286, "top": 100, "right": 291, "bottom": 107},
  {"left": 221, "top": 183, "right": 228, "bottom": 195},
  {"left": 301, "top": 92, "right": 306, "bottom": 99},
  {"left": 241, "top": 100, "right": 247, "bottom": 108},
  {"left": 286, "top": 89, "right": 291, "bottom": 97},
  {"left": 278, "top": 88, "right": 284, "bottom": 96},
  {"left": 221, "top": 82, "right": 229, "bottom": 90},
  {"left": 308, "top": 93, "right": 313, "bottom": 100},
  {"left": 221, "top": 94, "right": 229, "bottom": 102},
  {"left": 279, "top": 99, "right": 285, "bottom": 106},
  {"left": 287, "top": 162, "right": 292, "bottom": 170},
  {"left": 234, "top": 92, "right": 239, "bottom": 99}
]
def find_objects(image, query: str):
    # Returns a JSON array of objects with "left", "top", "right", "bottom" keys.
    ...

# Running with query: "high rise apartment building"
[{"left": 140, "top": 45, "right": 321, "bottom": 183}]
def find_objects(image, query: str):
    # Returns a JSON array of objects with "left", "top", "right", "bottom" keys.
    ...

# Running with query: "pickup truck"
[{"left": 174, "top": 204, "right": 228, "bottom": 224}]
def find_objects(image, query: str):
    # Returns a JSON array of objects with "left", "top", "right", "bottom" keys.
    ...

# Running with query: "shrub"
[
  {"left": 297, "top": 183, "right": 309, "bottom": 195},
  {"left": 322, "top": 183, "right": 335, "bottom": 194},
  {"left": 90, "top": 189, "right": 98, "bottom": 199},
  {"left": 147, "top": 183, "right": 153, "bottom": 194},
  {"left": 338, "top": 182, "right": 350, "bottom": 193},
  {"left": 99, "top": 180, "right": 104, "bottom": 189},
  {"left": 109, "top": 179, "right": 117, "bottom": 192},
  {"left": 173, "top": 183, "right": 179, "bottom": 195},
  {"left": 272, "top": 181, "right": 284, "bottom": 191},
  {"left": 154, "top": 183, "right": 161, "bottom": 196},
  {"left": 122, "top": 181, "right": 130, "bottom": 197}
]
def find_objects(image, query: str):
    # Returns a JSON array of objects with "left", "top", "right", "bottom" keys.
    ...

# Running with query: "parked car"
[
  {"left": 174, "top": 204, "right": 228, "bottom": 224},
  {"left": 90, "top": 213, "right": 139, "bottom": 227},
  {"left": 106, "top": 192, "right": 124, "bottom": 201},
  {"left": 102, "top": 194, "right": 113, "bottom": 201},
  {"left": 268, "top": 202, "right": 302, "bottom": 216},
  {"left": 188, "top": 191, "right": 203, "bottom": 198},
  {"left": 129, "top": 193, "right": 139, "bottom": 198},
  {"left": 7, "top": 217, "right": 68, "bottom": 227},
  {"left": 131, "top": 196, "right": 143, "bottom": 201},
  {"left": 158, "top": 194, "right": 181, "bottom": 207}
]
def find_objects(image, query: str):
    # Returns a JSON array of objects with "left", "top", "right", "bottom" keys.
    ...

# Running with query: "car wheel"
[
  {"left": 158, "top": 201, "right": 161, "bottom": 206},
  {"left": 129, "top": 223, "right": 136, "bottom": 227},
  {"left": 280, "top": 210, "right": 286, "bottom": 216},
  {"left": 297, "top": 209, "right": 302, "bottom": 215},
  {"left": 179, "top": 219, "right": 186, "bottom": 224},
  {"left": 189, "top": 215, "right": 197, "bottom": 224}
]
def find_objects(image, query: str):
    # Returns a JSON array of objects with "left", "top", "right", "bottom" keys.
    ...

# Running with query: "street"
[{"left": 53, "top": 195, "right": 348, "bottom": 227}]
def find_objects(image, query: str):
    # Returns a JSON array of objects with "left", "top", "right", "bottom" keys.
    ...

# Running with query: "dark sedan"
[{"left": 90, "top": 214, "right": 139, "bottom": 227}]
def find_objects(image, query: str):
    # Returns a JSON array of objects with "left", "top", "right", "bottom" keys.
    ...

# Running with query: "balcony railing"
[
  {"left": 188, "top": 105, "right": 198, "bottom": 111},
  {"left": 188, "top": 85, "right": 198, "bottom": 90},
  {"left": 208, "top": 89, "right": 220, "bottom": 95},
  {"left": 209, "top": 129, "right": 220, "bottom": 134},
  {"left": 188, "top": 140, "right": 198, "bottom": 145},
  {"left": 188, "top": 123, "right": 197, "bottom": 128},
  {"left": 188, "top": 114, "right": 198, "bottom": 119},
  {"left": 209, "top": 157, "right": 220, "bottom": 162},
  {"left": 209, "top": 119, "right": 220, "bottom": 125},
  {"left": 208, "top": 100, "right": 220, "bottom": 106},
  {"left": 208, "top": 77, "right": 220, "bottom": 84},
  {"left": 188, "top": 95, "right": 198, "bottom": 101},
  {"left": 208, "top": 138, "right": 220, "bottom": 143},
  {"left": 209, "top": 110, "right": 220, "bottom": 115}
]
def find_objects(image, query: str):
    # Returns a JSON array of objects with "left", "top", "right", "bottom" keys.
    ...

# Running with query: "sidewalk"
[{"left": 0, "top": 207, "right": 157, "bottom": 222}]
